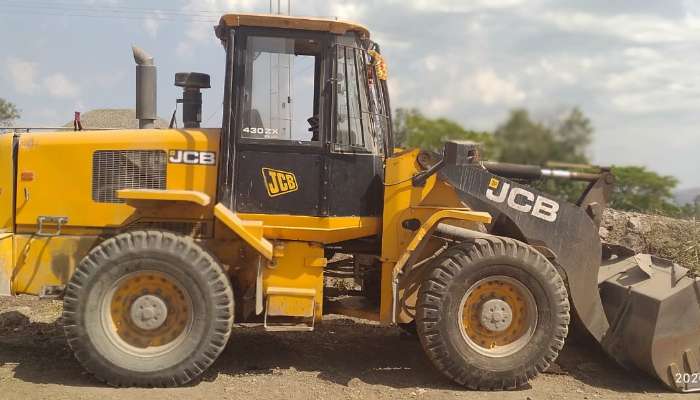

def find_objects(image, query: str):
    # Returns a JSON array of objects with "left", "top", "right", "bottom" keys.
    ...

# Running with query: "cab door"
[
  {"left": 224, "top": 29, "right": 329, "bottom": 216},
  {"left": 325, "top": 36, "right": 389, "bottom": 217}
]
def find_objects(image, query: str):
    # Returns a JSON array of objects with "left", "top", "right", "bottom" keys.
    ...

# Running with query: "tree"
[
  {"left": 550, "top": 107, "right": 593, "bottom": 164},
  {"left": 493, "top": 108, "right": 593, "bottom": 201},
  {"left": 0, "top": 98, "right": 20, "bottom": 126},
  {"left": 687, "top": 195, "right": 699, "bottom": 218},
  {"left": 392, "top": 106, "right": 686, "bottom": 215},
  {"left": 493, "top": 109, "right": 555, "bottom": 165},
  {"left": 392, "top": 108, "right": 498, "bottom": 158},
  {"left": 609, "top": 166, "right": 679, "bottom": 214},
  {"left": 493, "top": 107, "right": 592, "bottom": 165},
  {"left": 680, "top": 196, "right": 699, "bottom": 219}
]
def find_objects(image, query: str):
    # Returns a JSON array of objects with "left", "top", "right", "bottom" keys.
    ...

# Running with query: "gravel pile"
[
  {"left": 600, "top": 208, "right": 699, "bottom": 271},
  {"left": 62, "top": 109, "right": 169, "bottom": 130}
]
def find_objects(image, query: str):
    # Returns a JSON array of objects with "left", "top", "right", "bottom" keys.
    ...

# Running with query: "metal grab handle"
[{"left": 36, "top": 216, "right": 68, "bottom": 237}]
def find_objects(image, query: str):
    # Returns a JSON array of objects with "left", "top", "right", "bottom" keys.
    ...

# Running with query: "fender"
[{"left": 389, "top": 209, "right": 492, "bottom": 323}]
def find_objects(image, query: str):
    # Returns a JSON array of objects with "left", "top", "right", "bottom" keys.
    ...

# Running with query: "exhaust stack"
[{"left": 132, "top": 46, "right": 157, "bottom": 129}]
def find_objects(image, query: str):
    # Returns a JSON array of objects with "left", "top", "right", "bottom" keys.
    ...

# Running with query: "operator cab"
[{"left": 215, "top": 14, "right": 392, "bottom": 217}]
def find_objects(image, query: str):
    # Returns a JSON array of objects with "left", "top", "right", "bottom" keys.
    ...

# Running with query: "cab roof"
[{"left": 216, "top": 13, "right": 370, "bottom": 40}]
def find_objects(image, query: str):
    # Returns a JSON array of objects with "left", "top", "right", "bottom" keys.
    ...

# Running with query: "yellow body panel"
[
  {"left": 12, "top": 235, "right": 99, "bottom": 295},
  {"left": 263, "top": 241, "right": 325, "bottom": 320},
  {"left": 15, "top": 129, "right": 219, "bottom": 233},
  {"left": 117, "top": 189, "right": 211, "bottom": 206},
  {"left": 237, "top": 213, "right": 380, "bottom": 243},
  {"left": 0, "top": 234, "right": 12, "bottom": 295},
  {"left": 0, "top": 134, "right": 14, "bottom": 233}
]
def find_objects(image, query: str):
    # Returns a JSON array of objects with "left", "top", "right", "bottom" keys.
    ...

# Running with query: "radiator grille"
[{"left": 92, "top": 150, "right": 167, "bottom": 203}]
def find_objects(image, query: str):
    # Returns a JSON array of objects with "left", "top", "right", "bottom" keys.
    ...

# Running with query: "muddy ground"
[{"left": 0, "top": 295, "right": 688, "bottom": 400}]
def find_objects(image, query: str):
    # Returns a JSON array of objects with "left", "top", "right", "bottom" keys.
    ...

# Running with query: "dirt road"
[{"left": 0, "top": 295, "right": 687, "bottom": 400}]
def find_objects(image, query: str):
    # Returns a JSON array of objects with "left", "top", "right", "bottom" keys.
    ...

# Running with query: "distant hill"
[{"left": 674, "top": 187, "right": 700, "bottom": 205}]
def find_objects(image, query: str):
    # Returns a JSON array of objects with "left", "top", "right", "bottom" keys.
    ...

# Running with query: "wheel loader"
[{"left": 0, "top": 12, "right": 699, "bottom": 392}]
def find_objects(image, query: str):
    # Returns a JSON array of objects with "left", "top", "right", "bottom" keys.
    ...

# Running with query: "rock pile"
[
  {"left": 600, "top": 209, "right": 699, "bottom": 272},
  {"left": 62, "top": 109, "right": 169, "bottom": 130}
]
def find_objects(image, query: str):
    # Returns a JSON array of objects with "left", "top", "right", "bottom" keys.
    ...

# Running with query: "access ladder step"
[{"left": 264, "top": 287, "right": 316, "bottom": 332}]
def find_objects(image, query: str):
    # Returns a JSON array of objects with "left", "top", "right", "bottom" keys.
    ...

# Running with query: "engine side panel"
[{"left": 14, "top": 129, "right": 220, "bottom": 234}]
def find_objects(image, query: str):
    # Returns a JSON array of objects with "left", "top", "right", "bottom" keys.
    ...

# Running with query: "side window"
[
  {"left": 365, "top": 49, "right": 391, "bottom": 155},
  {"left": 335, "top": 48, "right": 350, "bottom": 146},
  {"left": 335, "top": 46, "right": 365, "bottom": 150},
  {"left": 242, "top": 35, "right": 321, "bottom": 142},
  {"left": 334, "top": 39, "right": 388, "bottom": 155}
]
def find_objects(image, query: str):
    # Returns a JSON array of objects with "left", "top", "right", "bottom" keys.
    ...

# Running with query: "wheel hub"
[
  {"left": 479, "top": 299, "right": 512, "bottom": 332},
  {"left": 459, "top": 275, "right": 538, "bottom": 357},
  {"left": 105, "top": 270, "right": 193, "bottom": 351},
  {"left": 130, "top": 294, "right": 168, "bottom": 331}
]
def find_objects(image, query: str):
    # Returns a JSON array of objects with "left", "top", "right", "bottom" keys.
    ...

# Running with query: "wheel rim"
[
  {"left": 458, "top": 275, "right": 537, "bottom": 357},
  {"left": 100, "top": 270, "right": 194, "bottom": 357}
]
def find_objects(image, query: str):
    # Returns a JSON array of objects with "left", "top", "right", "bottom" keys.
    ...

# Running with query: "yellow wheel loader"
[{"left": 0, "top": 13, "right": 699, "bottom": 392}]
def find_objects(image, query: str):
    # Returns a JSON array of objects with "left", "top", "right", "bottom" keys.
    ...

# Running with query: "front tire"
[
  {"left": 415, "top": 237, "right": 569, "bottom": 390},
  {"left": 63, "top": 230, "right": 234, "bottom": 387}
]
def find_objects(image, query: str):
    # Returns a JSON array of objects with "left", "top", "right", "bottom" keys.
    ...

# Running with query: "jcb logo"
[
  {"left": 262, "top": 168, "right": 298, "bottom": 197},
  {"left": 169, "top": 150, "right": 216, "bottom": 166},
  {"left": 486, "top": 178, "right": 560, "bottom": 222}
]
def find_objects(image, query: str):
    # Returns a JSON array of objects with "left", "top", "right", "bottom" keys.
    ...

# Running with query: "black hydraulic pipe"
[{"left": 482, "top": 161, "right": 600, "bottom": 182}]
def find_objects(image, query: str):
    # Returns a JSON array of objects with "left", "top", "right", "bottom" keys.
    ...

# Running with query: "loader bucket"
[{"left": 598, "top": 251, "right": 700, "bottom": 392}]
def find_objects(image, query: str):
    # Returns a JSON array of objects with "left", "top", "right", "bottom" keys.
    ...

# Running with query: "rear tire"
[
  {"left": 415, "top": 237, "right": 569, "bottom": 390},
  {"left": 63, "top": 230, "right": 234, "bottom": 387}
]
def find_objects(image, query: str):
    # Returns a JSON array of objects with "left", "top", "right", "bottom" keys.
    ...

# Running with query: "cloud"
[
  {"left": 391, "top": 0, "right": 529, "bottom": 13},
  {"left": 177, "top": 0, "right": 257, "bottom": 56},
  {"left": 591, "top": 44, "right": 700, "bottom": 114},
  {"left": 6, "top": 57, "right": 39, "bottom": 95},
  {"left": 426, "top": 97, "right": 454, "bottom": 114},
  {"left": 43, "top": 74, "right": 80, "bottom": 98},
  {"left": 530, "top": 10, "right": 700, "bottom": 43},
  {"left": 83, "top": 0, "right": 122, "bottom": 4},
  {"left": 328, "top": 3, "right": 367, "bottom": 20},
  {"left": 467, "top": 70, "right": 526, "bottom": 105},
  {"left": 5, "top": 57, "right": 81, "bottom": 99},
  {"left": 143, "top": 11, "right": 164, "bottom": 38},
  {"left": 423, "top": 55, "right": 441, "bottom": 72}
]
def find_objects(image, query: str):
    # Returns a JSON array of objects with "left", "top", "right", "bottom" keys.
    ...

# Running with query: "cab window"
[{"left": 241, "top": 35, "right": 322, "bottom": 142}]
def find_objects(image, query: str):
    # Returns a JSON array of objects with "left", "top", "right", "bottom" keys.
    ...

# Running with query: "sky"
[{"left": 1, "top": 0, "right": 699, "bottom": 189}]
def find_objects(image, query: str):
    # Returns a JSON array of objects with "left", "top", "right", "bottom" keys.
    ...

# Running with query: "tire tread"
[
  {"left": 62, "top": 230, "right": 234, "bottom": 388},
  {"left": 415, "top": 237, "right": 570, "bottom": 390}
]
